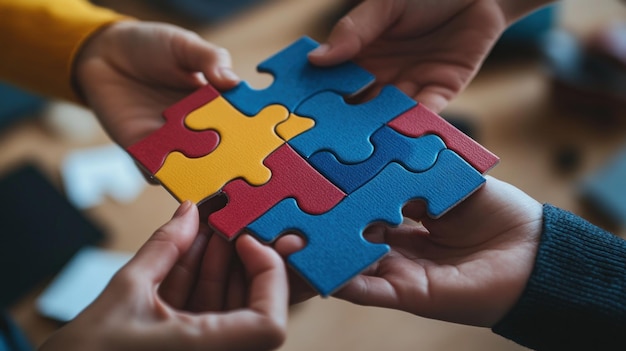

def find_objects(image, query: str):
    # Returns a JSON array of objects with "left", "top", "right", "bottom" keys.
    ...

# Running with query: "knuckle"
[
  {"left": 212, "top": 47, "right": 232, "bottom": 64},
  {"left": 214, "top": 46, "right": 230, "bottom": 57},
  {"left": 336, "top": 14, "right": 357, "bottom": 33},
  {"left": 257, "top": 317, "right": 287, "bottom": 350},
  {"left": 108, "top": 268, "right": 140, "bottom": 294}
]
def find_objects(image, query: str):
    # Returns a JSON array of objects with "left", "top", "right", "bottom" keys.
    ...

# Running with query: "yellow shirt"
[{"left": 0, "top": 0, "right": 127, "bottom": 101}]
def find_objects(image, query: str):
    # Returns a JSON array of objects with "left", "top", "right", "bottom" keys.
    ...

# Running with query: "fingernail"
[
  {"left": 309, "top": 43, "right": 330, "bottom": 57},
  {"left": 173, "top": 200, "right": 193, "bottom": 218},
  {"left": 219, "top": 67, "right": 239, "bottom": 82}
]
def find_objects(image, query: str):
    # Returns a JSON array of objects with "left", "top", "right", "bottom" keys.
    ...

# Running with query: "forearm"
[
  {"left": 0, "top": 0, "right": 128, "bottom": 102},
  {"left": 496, "top": 0, "right": 557, "bottom": 25},
  {"left": 493, "top": 204, "right": 626, "bottom": 350}
]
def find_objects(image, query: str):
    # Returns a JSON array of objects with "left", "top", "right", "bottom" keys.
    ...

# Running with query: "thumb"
[
  {"left": 308, "top": 0, "right": 404, "bottom": 66},
  {"left": 174, "top": 31, "right": 240, "bottom": 91},
  {"left": 124, "top": 200, "right": 200, "bottom": 284}
]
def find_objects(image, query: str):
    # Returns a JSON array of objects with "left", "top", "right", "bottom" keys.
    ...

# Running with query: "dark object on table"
[
  {"left": 151, "top": 0, "right": 267, "bottom": 23},
  {"left": 586, "top": 22, "right": 626, "bottom": 69},
  {"left": 0, "top": 164, "right": 106, "bottom": 309},
  {"left": 540, "top": 29, "right": 626, "bottom": 121},
  {"left": 579, "top": 144, "right": 626, "bottom": 228},
  {"left": 553, "top": 144, "right": 582, "bottom": 174}
]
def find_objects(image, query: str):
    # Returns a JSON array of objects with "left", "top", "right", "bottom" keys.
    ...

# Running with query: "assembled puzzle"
[{"left": 126, "top": 36, "right": 499, "bottom": 296}]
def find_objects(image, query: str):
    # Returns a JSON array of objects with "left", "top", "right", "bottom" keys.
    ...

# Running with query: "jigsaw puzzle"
[{"left": 126, "top": 36, "right": 499, "bottom": 296}]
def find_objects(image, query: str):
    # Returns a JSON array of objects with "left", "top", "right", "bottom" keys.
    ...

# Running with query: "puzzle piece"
[
  {"left": 208, "top": 144, "right": 346, "bottom": 238},
  {"left": 124, "top": 36, "right": 499, "bottom": 297},
  {"left": 274, "top": 112, "right": 315, "bottom": 141},
  {"left": 289, "top": 85, "right": 417, "bottom": 164},
  {"left": 247, "top": 149, "right": 486, "bottom": 295},
  {"left": 308, "top": 127, "right": 447, "bottom": 193},
  {"left": 154, "top": 97, "right": 294, "bottom": 203},
  {"left": 127, "top": 85, "right": 220, "bottom": 174},
  {"left": 387, "top": 103, "right": 499, "bottom": 173},
  {"left": 222, "top": 36, "right": 375, "bottom": 116}
]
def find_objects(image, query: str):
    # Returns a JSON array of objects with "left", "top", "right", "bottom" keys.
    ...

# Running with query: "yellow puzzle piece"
[
  {"left": 275, "top": 112, "right": 315, "bottom": 141},
  {"left": 155, "top": 96, "right": 311, "bottom": 203}
]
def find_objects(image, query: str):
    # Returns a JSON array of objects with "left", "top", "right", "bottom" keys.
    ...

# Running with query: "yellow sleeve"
[{"left": 0, "top": 0, "right": 129, "bottom": 102}]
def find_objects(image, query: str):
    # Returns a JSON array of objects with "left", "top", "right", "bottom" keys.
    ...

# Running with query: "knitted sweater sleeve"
[
  {"left": 492, "top": 204, "right": 626, "bottom": 350},
  {"left": 0, "top": 0, "right": 128, "bottom": 102}
]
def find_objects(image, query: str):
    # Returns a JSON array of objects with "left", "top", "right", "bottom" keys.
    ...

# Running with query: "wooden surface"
[{"left": 4, "top": 0, "right": 626, "bottom": 350}]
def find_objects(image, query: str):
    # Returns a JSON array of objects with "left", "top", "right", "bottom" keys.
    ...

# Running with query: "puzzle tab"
[
  {"left": 127, "top": 85, "right": 221, "bottom": 174},
  {"left": 125, "top": 35, "right": 499, "bottom": 297},
  {"left": 222, "top": 36, "right": 375, "bottom": 116}
]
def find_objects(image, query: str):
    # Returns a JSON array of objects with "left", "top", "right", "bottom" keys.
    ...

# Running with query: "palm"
[
  {"left": 76, "top": 21, "right": 237, "bottom": 148},
  {"left": 342, "top": 178, "right": 542, "bottom": 327},
  {"left": 82, "top": 63, "right": 194, "bottom": 148},
  {"left": 343, "top": 217, "right": 537, "bottom": 327},
  {"left": 317, "top": 0, "right": 507, "bottom": 112},
  {"left": 281, "top": 178, "right": 542, "bottom": 327}
]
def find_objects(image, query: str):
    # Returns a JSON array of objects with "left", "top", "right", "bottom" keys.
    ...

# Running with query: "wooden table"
[{"left": 5, "top": 0, "right": 626, "bottom": 350}]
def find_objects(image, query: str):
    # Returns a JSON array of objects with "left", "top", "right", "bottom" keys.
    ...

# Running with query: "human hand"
[
  {"left": 277, "top": 177, "right": 543, "bottom": 327},
  {"left": 309, "top": 0, "right": 550, "bottom": 112},
  {"left": 73, "top": 20, "right": 240, "bottom": 148},
  {"left": 39, "top": 201, "right": 288, "bottom": 351}
]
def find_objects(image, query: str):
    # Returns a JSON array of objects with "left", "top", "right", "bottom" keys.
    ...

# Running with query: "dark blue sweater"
[{"left": 493, "top": 204, "right": 626, "bottom": 350}]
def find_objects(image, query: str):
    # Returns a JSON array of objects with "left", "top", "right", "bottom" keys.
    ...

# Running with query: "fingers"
[
  {"left": 333, "top": 274, "right": 398, "bottom": 308},
  {"left": 173, "top": 30, "right": 240, "bottom": 91},
  {"left": 236, "top": 235, "right": 289, "bottom": 328},
  {"left": 272, "top": 234, "right": 318, "bottom": 304},
  {"left": 124, "top": 201, "right": 199, "bottom": 284},
  {"left": 224, "top": 259, "right": 247, "bottom": 310},
  {"left": 273, "top": 233, "right": 306, "bottom": 256},
  {"left": 187, "top": 235, "right": 288, "bottom": 350},
  {"left": 420, "top": 176, "right": 543, "bottom": 246},
  {"left": 413, "top": 89, "right": 454, "bottom": 114},
  {"left": 158, "top": 222, "right": 212, "bottom": 309},
  {"left": 308, "top": 0, "right": 405, "bottom": 65},
  {"left": 402, "top": 199, "right": 428, "bottom": 221},
  {"left": 186, "top": 232, "right": 236, "bottom": 312}
]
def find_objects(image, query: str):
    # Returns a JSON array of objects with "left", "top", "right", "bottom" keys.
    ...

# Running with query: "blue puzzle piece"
[
  {"left": 289, "top": 85, "right": 417, "bottom": 164},
  {"left": 309, "top": 128, "right": 447, "bottom": 193},
  {"left": 222, "top": 36, "right": 375, "bottom": 115},
  {"left": 247, "top": 149, "right": 486, "bottom": 296}
]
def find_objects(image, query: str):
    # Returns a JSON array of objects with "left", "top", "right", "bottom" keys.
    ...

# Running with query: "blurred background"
[{"left": 1, "top": 0, "right": 626, "bottom": 350}]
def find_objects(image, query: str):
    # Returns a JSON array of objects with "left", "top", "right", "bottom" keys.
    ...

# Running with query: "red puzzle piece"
[
  {"left": 387, "top": 104, "right": 499, "bottom": 173},
  {"left": 127, "top": 85, "right": 221, "bottom": 174},
  {"left": 209, "top": 143, "right": 346, "bottom": 238}
]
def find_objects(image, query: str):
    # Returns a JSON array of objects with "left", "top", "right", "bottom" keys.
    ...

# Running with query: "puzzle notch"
[
  {"left": 123, "top": 35, "right": 499, "bottom": 298},
  {"left": 308, "top": 127, "right": 447, "bottom": 193},
  {"left": 289, "top": 85, "right": 417, "bottom": 164},
  {"left": 208, "top": 143, "right": 346, "bottom": 238},
  {"left": 127, "top": 85, "right": 220, "bottom": 174},
  {"left": 222, "top": 36, "right": 375, "bottom": 116},
  {"left": 154, "top": 97, "right": 291, "bottom": 203},
  {"left": 247, "top": 149, "right": 486, "bottom": 296},
  {"left": 387, "top": 103, "right": 499, "bottom": 173}
]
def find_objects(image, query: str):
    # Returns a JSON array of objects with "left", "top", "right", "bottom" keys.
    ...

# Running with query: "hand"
[
  {"left": 39, "top": 201, "right": 289, "bottom": 351},
  {"left": 74, "top": 20, "right": 240, "bottom": 148},
  {"left": 277, "top": 177, "right": 543, "bottom": 327},
  {"left": 308, "top": 0, "right": 549, "bottom": 112}
]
